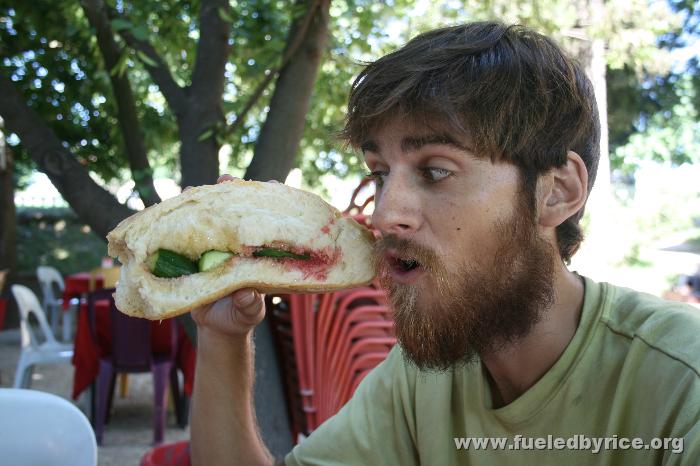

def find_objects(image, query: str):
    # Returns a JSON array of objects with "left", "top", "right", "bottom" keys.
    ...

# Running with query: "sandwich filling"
[{"left": 147, "top": 243, "right": 341, "bottom": 281}]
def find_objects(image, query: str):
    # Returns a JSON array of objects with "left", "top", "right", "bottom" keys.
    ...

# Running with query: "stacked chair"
[
  {"left": 268, "top": 178, "right": 396, "bottom": 440},
  {"left": 268, "top": 286, "right": 394, "bottom": 440}
]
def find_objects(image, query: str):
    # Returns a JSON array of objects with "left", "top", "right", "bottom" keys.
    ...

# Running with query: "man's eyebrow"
[{"left": 401, "top": 134, "right": 470, "bottom": 152}]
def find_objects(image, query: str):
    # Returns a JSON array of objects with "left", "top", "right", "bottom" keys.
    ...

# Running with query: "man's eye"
[
  {"left": 422, "top": 167, "right": 452, "bottom": 182},
  {"left": 366, "top": 171, "right": 387, "bottom": 187}
]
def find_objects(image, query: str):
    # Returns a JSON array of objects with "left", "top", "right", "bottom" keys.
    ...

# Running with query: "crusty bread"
[{"left": 106, "top": 180, "right": 376, "bottom": 320}]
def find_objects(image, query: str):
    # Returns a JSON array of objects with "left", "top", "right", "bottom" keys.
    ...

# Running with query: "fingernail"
[{"left": 235, "top": 291, "right": 256, "bottom": 307}]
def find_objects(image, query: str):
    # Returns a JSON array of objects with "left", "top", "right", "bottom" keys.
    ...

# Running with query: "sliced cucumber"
[
  {"left": 198, "top": 250, "right": 235, "bottom": 272},
  {"left": 148, "top": 249, "right": 198, "bottom": 278},
  {"left": 253, "top": 247, "right": 310, "bottom": 260}
]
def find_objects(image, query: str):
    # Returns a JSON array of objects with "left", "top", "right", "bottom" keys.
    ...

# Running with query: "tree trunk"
[
  {"left": 178, "top": 0, "right": 232, "bottom": 189},
  {"left": 245, "top": 0, "right": 331, "bottom": 182},
  {"left": 0, "top": 139, "right": 16, "bottom": 275},
  {"left": 568, "top": 0, "right": 624, "bottom": 274},
  {"left": 177, "top": 109, "right": 222, "bottom": 189},
  {"left": 0, "top": 75, "right": 134, "bottom": 239}
]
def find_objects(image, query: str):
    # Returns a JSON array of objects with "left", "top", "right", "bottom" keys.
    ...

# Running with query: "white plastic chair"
[
  {"left": 0, "top": 388, "right": 97, "bottom": 466},
  {"left": 10, "top": 285, "right": 74, "bottom": 388},
  {"left": 36, "top": 265, "right": 74, "bottom": 342}
]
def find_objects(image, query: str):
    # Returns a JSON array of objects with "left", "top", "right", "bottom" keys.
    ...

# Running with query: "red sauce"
[
  {"left": 321, "top": 225, "right": 331, "bottom": 234},
  {"left": 239, "top": 243, "right": 341, "bottom": 281},
  {"left": 283, "top": 246, "right": 342, "bottom": 281}
]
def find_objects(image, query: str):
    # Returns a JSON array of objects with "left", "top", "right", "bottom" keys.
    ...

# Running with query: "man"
[{"left": 190, "top": 21, "right": 700, "bottom": 465}]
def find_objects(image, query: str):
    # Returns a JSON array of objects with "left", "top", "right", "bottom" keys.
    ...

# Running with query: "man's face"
[{"left": 363, "top": 118, "right": 557, "bottom": 370}]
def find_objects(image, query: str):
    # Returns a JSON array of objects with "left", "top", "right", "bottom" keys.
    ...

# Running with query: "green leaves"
[
  {"left": 197, "top": 128, "right": 214, "bottom": 142},
  {"left": 136, "top": 50, "right": 157, "bottom": 67},
  {"left": 109, "top": 49, "right": 129, "bottom": 77},
  {"left": 110, "top": 18, "right": 132, "bottom": 32},
  {"left": 218, "top": 7, "right": 234, "bottom": 23}
]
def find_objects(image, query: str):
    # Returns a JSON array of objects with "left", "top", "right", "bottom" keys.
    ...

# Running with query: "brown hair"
[{"left": 342, "top": 21, "right": 600, "bottom": 263}]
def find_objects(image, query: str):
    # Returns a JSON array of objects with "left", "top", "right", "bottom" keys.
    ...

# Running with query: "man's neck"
[{"left": 480, "top": 265, "right": 585, "bottom": 408}]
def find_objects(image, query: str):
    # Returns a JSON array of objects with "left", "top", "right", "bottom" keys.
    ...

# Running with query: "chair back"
[
  {"left": 111, "top": 304, "right": 154, "bottom": 371},
  {"left": 11, "top": 285, "right": 59, "bottom": 349},
  {"left": 36, "top": 266, "right": 64, "bottom": 309},
  {"left": 0, "top": 388, "right": 97, "bottom": 466},
  {"left": 87, "top": 287, "right": 153, "bottom": 371}
]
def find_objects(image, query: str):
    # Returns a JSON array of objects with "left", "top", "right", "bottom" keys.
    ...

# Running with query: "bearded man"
[{"left": 190, "top": 21, "right": 700, "bottom": 465}]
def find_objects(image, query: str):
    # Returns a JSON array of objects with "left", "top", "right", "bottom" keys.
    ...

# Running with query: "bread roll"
[{"left": 107, "top": 180, "right": 376, "bottom": 320}]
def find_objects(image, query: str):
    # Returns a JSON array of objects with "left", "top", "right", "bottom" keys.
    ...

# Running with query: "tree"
[
  {"left": 0, "top": 0, "right": 332, "bottom": 238},
  {"left": 0, "top": 0, "right": 336, "bottom": 453}
]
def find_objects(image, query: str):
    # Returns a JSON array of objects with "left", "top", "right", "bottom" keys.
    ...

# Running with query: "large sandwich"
[{"left": 106, "top": 179, "right": 376, "bottom": 320}]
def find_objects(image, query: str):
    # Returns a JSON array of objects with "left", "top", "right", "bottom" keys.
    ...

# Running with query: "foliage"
[
  {"left": 0, "top": 0, "right": 695, "bottom": 197},
  {"left": 612, "top": 74, "right": 700, "bottom": 172},
  {"left": 15, "top": 208, "right": 107, "bottom": 276}
]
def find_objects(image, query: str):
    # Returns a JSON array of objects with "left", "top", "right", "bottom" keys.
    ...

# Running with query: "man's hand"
[{"left": 191, "top": 289, "right": 265, "bottom": 338}]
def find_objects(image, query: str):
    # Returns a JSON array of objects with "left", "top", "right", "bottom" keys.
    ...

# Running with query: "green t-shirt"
[{"left": 285, "top": 276, "right": 700, "bottom": 465}]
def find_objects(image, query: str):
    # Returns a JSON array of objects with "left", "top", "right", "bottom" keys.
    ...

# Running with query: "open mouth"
[{"left": 393, "top": 257, "right": 421, "bottom": 273}]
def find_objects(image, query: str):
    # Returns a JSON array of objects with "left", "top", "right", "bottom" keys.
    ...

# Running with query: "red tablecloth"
[
  {"left": 62, "top": 273, "right": 104, "bottom": 310},
  {"left": 71, "top": 301, "right": 196, "bottom": 400}
]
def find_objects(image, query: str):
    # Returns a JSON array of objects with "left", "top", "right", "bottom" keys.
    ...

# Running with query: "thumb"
[{"left": 232, "top": 289, "right": 265, "bottom": 323}]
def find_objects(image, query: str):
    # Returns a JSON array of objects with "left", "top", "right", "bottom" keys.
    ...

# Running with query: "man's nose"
[{"left": 371, "top": 173, "right": 421, "bottom": 235}]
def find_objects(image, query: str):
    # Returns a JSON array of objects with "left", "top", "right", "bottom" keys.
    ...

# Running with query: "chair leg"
[
  {"left": 152, "top": 362, "right": 172, "bottom": 445},
  {"left": 105, "top": 373, "right": 117, "bottom": 425},
  {"left": 170, "top": 367, "right": 188, "bottom": 428},
  {"left": 89, "top": 382, "right": 97, "bottom": 426},
  {"left": 13, "top": 359, "right": 30, "bottom": 389},
  {"left": 50, "top": 306, "right": 60, "bottom": 337},
  {"left": 119, "top": 374, "right": 129, "bottom": 397},
  {"left": 61, "top": 307, "right": 72, "bottom": 342},
  {"left": 95, "top": 361, "right": 114, "bottom": 446}
]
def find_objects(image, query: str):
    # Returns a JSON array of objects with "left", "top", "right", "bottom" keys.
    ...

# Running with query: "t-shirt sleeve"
[{"left": 284, "top": 346, "right": 418, "bottom": 466}]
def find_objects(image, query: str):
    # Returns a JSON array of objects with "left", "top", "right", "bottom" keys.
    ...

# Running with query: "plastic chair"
[
  {"left": 10, "top": 285, "right": 74, "bottom": 388},
  {"left": 88, "top": 288, "right": 178, "bottom": 445},
  {"left": 36, "top": 265, "right": 73, "bottom": 342},
  {"left": 0, "top": 388, "right": 97, "bottom": 466},
  {"left": 140, "top": 440, "right": 190, "bottom": 466}
]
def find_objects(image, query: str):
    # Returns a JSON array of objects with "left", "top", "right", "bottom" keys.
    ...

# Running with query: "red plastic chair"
[{"left": 140, "top": 440, "right": 190, "bottom": 466}]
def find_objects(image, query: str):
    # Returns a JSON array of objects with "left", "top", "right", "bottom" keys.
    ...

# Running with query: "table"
[
  {"left": 71, "top": 300, "right": 196, "bottom": 400},
  {"left": 62, "top": 273, "right": 104, "bottom": 310}
]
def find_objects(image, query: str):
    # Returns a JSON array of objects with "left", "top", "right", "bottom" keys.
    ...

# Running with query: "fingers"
[
  {"left": 232, "top": 288, "right": 261, "bottom": 314},
  {"left": 217, "top": 174, "right": 236, "bottom": 183},
  {"left": 217, "top": 173, "right": 280, "bottom": 184},
  {"left": 231, "top": 288, "right": 265, "bottom": 327}
]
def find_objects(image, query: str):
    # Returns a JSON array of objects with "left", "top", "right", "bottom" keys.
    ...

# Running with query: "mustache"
[{"left": 373, "top": 234, "right": 442, "bottom": 274}]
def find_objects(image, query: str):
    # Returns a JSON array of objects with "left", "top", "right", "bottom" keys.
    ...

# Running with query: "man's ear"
[{"left": 538, "top": 151, "right": 588, "bottom": 228}]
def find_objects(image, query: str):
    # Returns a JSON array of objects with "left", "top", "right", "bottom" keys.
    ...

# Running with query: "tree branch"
[
  {"left": 245, "top": 0, "right": 331, "bottom": 182},
  {"left": 226, "top": 0, "right": 322, "bottom": 137},
  {"left": 0, "top": 74, "right": 134, "bottom": 238},
  {"left": 80, "top": 0, "right": 160, "bottom": 207},
  {"left": 117, "top": 28, "right": 189, "bottom": 118}
]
